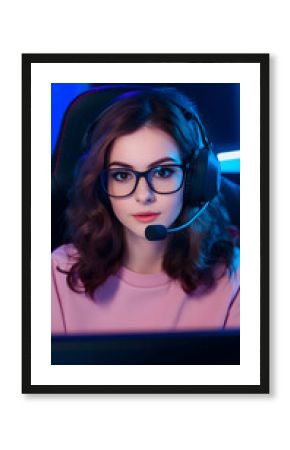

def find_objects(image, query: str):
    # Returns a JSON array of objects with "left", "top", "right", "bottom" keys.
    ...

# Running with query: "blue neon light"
[{"left": 217, "top": 150, "right": 240, "bottom": 173}]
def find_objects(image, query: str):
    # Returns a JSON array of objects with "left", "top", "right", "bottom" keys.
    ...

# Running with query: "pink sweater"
[{"left": 52, "top": 244, "right": 240, "bottom": 334}]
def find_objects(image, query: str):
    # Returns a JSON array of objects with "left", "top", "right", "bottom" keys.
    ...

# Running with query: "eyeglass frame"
[{"left": 99, "top": 163, "right": 190, "bottom": 198}]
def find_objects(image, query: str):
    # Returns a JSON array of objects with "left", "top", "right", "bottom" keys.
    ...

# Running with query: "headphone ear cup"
[{"left": 184, "top": 148, "right": 221, "bottom": 207}]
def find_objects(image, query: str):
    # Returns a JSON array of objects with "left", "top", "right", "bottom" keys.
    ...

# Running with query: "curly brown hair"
[{"left": 58, "top": 87, "right": 236, "bottom": 297}]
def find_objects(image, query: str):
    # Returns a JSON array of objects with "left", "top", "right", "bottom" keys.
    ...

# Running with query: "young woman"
[{"left": 51, "top": 87, "right": 240, "bottom": 334}]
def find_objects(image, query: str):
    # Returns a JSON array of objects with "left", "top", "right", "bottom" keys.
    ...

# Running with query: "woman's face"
[{"left": 107, "top": 125, "right": 185, "bottom": 241}]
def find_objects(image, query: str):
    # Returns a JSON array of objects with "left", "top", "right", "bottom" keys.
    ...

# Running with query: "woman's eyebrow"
[{"left": 108, "top": 157, "right": 179, "bottom": 169}]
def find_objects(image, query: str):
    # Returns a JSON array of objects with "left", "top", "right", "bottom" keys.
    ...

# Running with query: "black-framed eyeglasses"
[{"left": 100, "top": 164, "right": 187, "bottom": 198}]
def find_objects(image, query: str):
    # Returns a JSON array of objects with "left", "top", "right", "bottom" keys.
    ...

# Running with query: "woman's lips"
[{"left": 132, "top": 213, "right": 161, "bottom": 223}]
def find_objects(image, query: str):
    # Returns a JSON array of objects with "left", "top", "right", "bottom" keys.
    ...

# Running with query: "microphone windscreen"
[{"left": 145, "top": 225, "right": 167, "bottom": 241}]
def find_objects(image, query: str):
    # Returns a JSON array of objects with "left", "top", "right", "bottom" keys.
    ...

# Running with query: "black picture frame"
[{"left": 22, "top": 53, "right": 269, "bottom": 394}]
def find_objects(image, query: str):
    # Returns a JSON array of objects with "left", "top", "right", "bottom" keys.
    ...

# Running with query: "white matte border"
[{"left": 30, "top": 60, "right": 260, "bottom": 386}]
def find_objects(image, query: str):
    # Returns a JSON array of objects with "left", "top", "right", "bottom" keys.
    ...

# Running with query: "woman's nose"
[{"left": 134, "top": 176, "right": 155, "bottom": 203}]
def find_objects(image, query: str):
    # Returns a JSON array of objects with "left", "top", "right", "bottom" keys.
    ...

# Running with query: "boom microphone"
[{"left": 145, "top": 202, "right": 209, "bottom": 241}]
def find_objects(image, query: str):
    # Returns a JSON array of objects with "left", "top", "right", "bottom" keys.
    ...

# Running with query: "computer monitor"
[{"left": 52, "top": 329, "right": 240, "bottom": 365}]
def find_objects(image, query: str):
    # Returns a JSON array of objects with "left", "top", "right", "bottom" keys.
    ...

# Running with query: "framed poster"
[{"left": 22, "top": 53, "right": 269, "bottom": 394}]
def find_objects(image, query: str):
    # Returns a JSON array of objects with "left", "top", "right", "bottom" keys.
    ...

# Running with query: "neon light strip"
[{"left": 217, "top": 150, "right": 240, "bottom": 161}]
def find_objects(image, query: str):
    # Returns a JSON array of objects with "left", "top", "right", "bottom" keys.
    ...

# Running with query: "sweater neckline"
[{"left": 116, "top": 265, "right": 171, "bottom": 288}]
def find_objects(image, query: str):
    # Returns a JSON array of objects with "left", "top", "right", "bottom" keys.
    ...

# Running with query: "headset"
[{"left": 178, "top": 107, "right": 221, "bottom": 208}]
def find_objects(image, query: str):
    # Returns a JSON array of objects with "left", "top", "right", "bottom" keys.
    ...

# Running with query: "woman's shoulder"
[{"left": 51, "top": 243, "right": 79, "bottom": 267}]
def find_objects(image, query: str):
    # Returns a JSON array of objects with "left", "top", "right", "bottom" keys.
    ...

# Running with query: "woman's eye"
[
  {"left": 111, "top": 171, "right": 132, "bottom": 181},
  {"left": 154, "top": 167, "right": 174, "bottom": 178}
]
